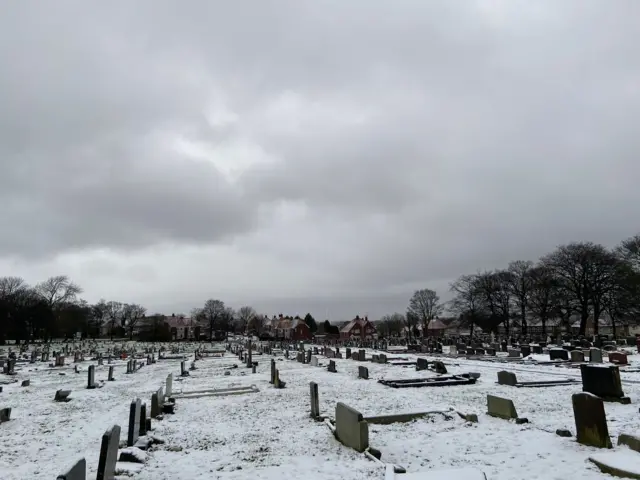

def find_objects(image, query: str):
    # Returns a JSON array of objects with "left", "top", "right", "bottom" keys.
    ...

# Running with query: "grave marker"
[
  {"left": 335, "top": 402, "right": 369, "bottom": 452},
  {"left": 55, "top": 389, "right": 72, "bottom": 402},
  {"left": 56, "top": 458, "right": 86, "bottom": 480},
  {"left": 572, "top": 392, "right": 612, "bottom": 448},
  {"left": 166, "top": 373, "right": 173, "bottom": 397},
  {"left": 127, "top": 398, "right": 141, "bottom": 447},
  {"left": 487, "top": 395, "right": 518, "bottom": 420},
  {"left": 497, "top": 371, "right": 517, "bottom": 386},
  {"left": 416, "top": 358, "right": 429, "bottom": 371},
  {"left": 97, "top": 425, "right": 120, "bottom": 480},
  {"left": 589, "top": 348, "right": 603, "bottom": 363},
  {"left": 328, "top": 360, "right": 336, "bottom": 373},
  {"left": 87, "top": 365, "right": 97, "bottom": 389},
  {"left": 0, "top": 407, "right": 11, "bottom": 423},
  {"left": 310, "top": 381, "right": 320, "bottom": 419},
  {"left": 580, "top": 364, "right": 630, "bottom": 403},
  {"left": 140, "top": 403, "right": 147, "bottom": 436},
  {"left": 358, "top": 366, "right": 369, "bottom": 380}
]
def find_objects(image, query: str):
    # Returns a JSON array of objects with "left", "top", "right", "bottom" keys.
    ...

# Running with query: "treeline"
[
  {"left": 0, "top": 277, "right": 319, "bottom": 344},
  {"left": 378, "top": 234, "right": 640, "bottom": 339}
]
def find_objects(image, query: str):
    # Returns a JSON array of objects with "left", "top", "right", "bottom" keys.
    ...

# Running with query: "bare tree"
[
  {"left": 90, "top": 299, "right": 110, "bottom": 338},
  {"left": 542, "top": 242, "right": 619, "bottom": 335},
  {"left": 379, "top": 313, "right": 405, "bottom": 337},
  {"left": 602, "top": 262, "right": 640, "bottom": 337},
  {"left": 0, "top": 277, "right": 28, "bottom": 297},
  {"left": 202, "top": 299, "right": 227, "bottom": 339},
  {"left": 617, "top": 234, "right": 640, "bottom": 272},
  {"left": 123, "top": 303, "right": 147, "bottom": 340},
  {"left": 105, "top": 301, "right": 123, "bottom": 340},
  {"left": 475, "top": 271, "right": 513, "bottom": 335},
  {"left": 407, "top": 289, "right": 443, "bottom": 338},
  {"left": 507, "top": 260, "right": 533, "bottom": 335},
  {"left": 35, "top": 275, "right": 82, "bottom": 309},
  {"left": 527, "top": 265, "right": 560, "bottom": 336},
  {"left": 237, "top": 306, "right": 257, "bottom": 333},
  {"left": 449, "top": 274, "right": 483, "bottom": 336}
]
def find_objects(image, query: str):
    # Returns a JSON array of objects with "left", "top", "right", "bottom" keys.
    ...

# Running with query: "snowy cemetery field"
[{"left": 2, "top": 343, "right": 640, "bottom": 479}]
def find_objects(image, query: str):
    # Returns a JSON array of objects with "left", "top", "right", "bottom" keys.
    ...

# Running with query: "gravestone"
[
  {"left": 507, "top": 349, "right": 520, "bottom": 358},
  {"left": 433, "top": 361, "right": 447, "bottom": 374},
  {"left": 87, "top": 365, "right": 97, "bottom": 389},
  {"left": 108, "top": 366, "right": 114, "bottom": 381},
  {"left": 274, "top": 369, "right": 286, "bottom": 388},
  {"left": 589, "top": 348, "right": 603, "bottom": 363},
  {"left": 151, "top": 386, "right": 165, "bottom": 418},
  {"left": 520, "top": 345, "right": 531, "bottom": 357},
  {"left": 310, "top": 381, "right": 320, "bottom": 419},
  {"left": 487, "top": 395, "right": 518, "bottom": 420},
  {"left": 97, "top": 425, "right": 120, "bottom": 480},
  {"left": 335, "top": 402, "right": 369, "bottom": 452},
  {"left": 55, "top": 389, "right": 72, "bottom": 402},
  {"left": 570, "top": 350, "right": 585, "bottom": 362},
  {"left": 497, "top": 370, "right": 517, "bottom": 386},
  {"left": 270, "top": 359, "right": 276, "bottom": 384},
  {"left": 56, "top": 458, "right": 86, "bottom": 480},
  {"left": 0, "top": 407, "right": 11, "bottom": 423},
  {"left": 310, "top": 355, "right": 318, "bottom": 367},
  {"left": 416, "top": 358, "right": 429, "bottom": 371},
  {"left": 580, "top": 364, "right": 629, "bottom": 402},
  {"left": 139, "top": 403, "right": 147, "bottom": 436},
  {"left": 358, "top": 366, "right": 369, "bottom": 380},
  {"left": 572, "top": 392, "right": 612, "bottom": 448},
  {"left": 180, "top": 361, "right": 189, "bottom": 376},
  {"left": 608, "top": 352, "right": 628, "bottom": 365},
  {"left": 166, "top": 373, "right": 173, "bottom": 397},
  {"left": 550, "top": 348, "right": 569, "bottom": 361},
  {"left": 328, "top": 360, "right": 336, "bottom": 373},
  {"left": 346, "top": 348, "right": 351, "bottom": 359},
  {"left": 127, "top": 398, "right": 141, "bottom": 447}
]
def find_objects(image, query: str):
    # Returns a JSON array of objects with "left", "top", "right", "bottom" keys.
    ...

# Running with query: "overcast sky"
[{"left": 1, "top": 1, "right": 639, "bottom": 321}]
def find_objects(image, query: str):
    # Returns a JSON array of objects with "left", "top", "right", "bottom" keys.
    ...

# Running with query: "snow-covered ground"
[{"left": 2, "top": 346, "right": 640, "bottom": 479}]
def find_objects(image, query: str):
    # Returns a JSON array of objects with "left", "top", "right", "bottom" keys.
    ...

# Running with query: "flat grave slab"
[{"left": 379, "top": 376, "right": 477, "bottom": 388}]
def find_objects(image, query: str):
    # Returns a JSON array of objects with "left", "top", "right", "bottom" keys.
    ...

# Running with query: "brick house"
[
  {"left": 340, "top": 315, "right": 376, "bottom": 340},
  {"left": 266, "top": 314, "right": 312, "bottom": 341}
]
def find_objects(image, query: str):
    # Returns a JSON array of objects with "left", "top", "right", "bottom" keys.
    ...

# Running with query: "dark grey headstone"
[
  {"left": 328, "top": 360, "right": 336, "bottom": 372},
  {"left": 497, "top": 370, "right": 518, "bottom": 386},
  {"left": 433, "top": 361, "right": 447, "bottom": 374},
  {"left": 127, "top": 398, "right": 141, "bottom": 447},
  {"left": 87, "top": 365, "right": 96, "bottom": 389},
  {"left": 580, "top": 364, "right": 625, "bottom": 399},
  {"left": 310, "top": 381, "right": 319, "bottom": 418},
  {"left": 97, "top": 424, "right": 121, "bottom": 480},
  {"left": 572, "top": 392, "right": 612, "bottom": 448},
  {"left": 550, "top": 348, "right": 569, "bottom": 361},
  {"left": 56, "top": 458, "right": 86, "bottom": 480},
  {"left": 54, "top": 389, "right": 72, "bottom": 402},
  {"left": 416, "top": 358, "right": 429, "bottom": 371},
  {"left": 139, "top": 403, "right": 147, "bottom": 436},
  {"left": 0, "top": 407, "right": 11, "bottom": 423},
  {"left": 358, "top": 366, "right": 369, "bottom": 380}
]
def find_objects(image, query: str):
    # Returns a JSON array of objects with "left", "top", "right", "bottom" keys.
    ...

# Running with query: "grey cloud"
[{"left": 1, "top": 1, "right": 640, "bottom": 317}]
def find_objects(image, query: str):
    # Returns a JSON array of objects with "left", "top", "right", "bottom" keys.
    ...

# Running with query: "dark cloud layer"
[{"left": 1, "top": 1, "right": 640, "bottom": 317}]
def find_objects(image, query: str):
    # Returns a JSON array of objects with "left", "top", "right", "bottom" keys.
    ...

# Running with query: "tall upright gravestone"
[
  {"left": 127, "top": 398, "right": 141, "bottom": 447},
  {"left": 572, "top": 392, "right": 612, "bottom": 448},
  {"left": 97, "top": 425, "right": 121, "bottom": 480}
]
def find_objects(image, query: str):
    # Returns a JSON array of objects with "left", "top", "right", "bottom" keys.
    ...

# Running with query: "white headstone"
[{"left": 166, "top": 373, "right": 173, "bottom": 397}]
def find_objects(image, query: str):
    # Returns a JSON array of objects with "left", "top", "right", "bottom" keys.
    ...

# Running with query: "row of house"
[{"left": 259, "top": 314, "right": 378, "bottom": 341}]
